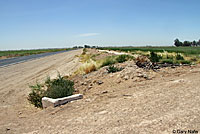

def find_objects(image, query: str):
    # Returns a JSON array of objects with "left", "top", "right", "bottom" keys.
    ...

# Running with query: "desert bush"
[
  {"left": 107, "top": 65, "right": 123, "bottom": 73},
  {"left": 166, "top": 54, "right": 174, "bottom": 59},
  {"left": 101, "top": 56, "right": 117, "bottom": 67},
  {"left": 149, "top": 52, "right": 161, "bottom": 62},
  {"left": 178, "top": 60, "right": 191, "bottom": 64},
  {"left": 176, "top": 53, "right": 184, "bottom": 60},
  {"left": 84, "top": 64, "right": 97, "bottom": 74},
  {"left": 77, "top": 59, "right": 97, "bottom": 74},
  {"left": 28, "top": 75, "right": 74, "bottom": 108},
  {"left": 28, "top": 83, "right": 46, "bottom": 108},
  {"left": 82, "top": 48, "right": 87, "bottom": 55},
  {"left": 116, "top": 54, "right": 134, "bottom": 63},
  {"left": 190, "top": 57, "right": 198, "bottom": 62},
  {"left": 45, "top": 75, "right": 74, "bottom": 99}
]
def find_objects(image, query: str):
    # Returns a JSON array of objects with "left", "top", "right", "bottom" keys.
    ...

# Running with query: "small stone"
[
  {"left": 116, "top": 79, "right": 121, "bottom": 83},
  {"left": 171, "top": 66, "right": 176, "bottom": 68},
  {"left": 80, "top": 82, "right": 85, "bottom": 85},
  {"left": 97, "top": 80, "right": 103, "bottom": 85},
  {"left": 88, "top": 85, "right": 93, "bottom": 89},
  {"left": 83, "top": 82, "right": 87, "bottom": 85},
  {"left": 124, "top": 75, "right": 129, "bottom": 80},
  {"left": 6, "top": 128, "right": 10, "bottom": 131},
  {"left": 102, "top": 91, "right": 108, "bottom": 94},
  {"left": 143, "top": 74, "right": 148, "bottom": 79}
]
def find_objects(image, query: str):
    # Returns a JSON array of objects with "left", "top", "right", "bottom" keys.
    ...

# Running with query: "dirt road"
[{"left": 0, "top": 49, "right": 200, "bottom": 134}]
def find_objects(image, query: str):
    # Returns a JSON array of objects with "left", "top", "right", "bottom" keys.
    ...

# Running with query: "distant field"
[
  {"left": 99, "top": 46, "right": 200, "bottom": 55},
  {"left": 0, "top": 48, "right": 70, "bottom": 59}
]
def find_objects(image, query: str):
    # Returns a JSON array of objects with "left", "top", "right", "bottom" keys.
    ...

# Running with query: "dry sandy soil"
[{"left": 0, "top": 49, "right": 200, "bottom": 134}]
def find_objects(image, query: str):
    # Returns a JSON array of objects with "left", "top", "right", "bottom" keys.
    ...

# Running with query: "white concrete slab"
[{"left": 42, "top": 94, "right": 83, "bottom": 108}]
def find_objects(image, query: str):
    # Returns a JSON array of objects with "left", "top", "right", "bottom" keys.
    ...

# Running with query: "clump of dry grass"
[{"left": 75, "top": 59, "right": 98, "bottom": 74}]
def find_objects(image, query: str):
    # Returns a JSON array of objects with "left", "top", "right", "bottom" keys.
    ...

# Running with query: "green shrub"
[
  {"left": 82, "top": 48, "right": 87, "bottom": 55},
  {"left": 176, "top": 53, "right": 184, "bottom": 60},
  {"left": 101, "top": 56, "right": 117, "bottom": 67},
  {"left": 149, "top": 52, "right": 161, "bottom": 63},
  {"left": 116, "top": 55, "right": 134, "bottom": 63},
  {"left": 166, "top": 55, "right": 174, "bottom": 59},
  {"left": 45, "top": 75, "right": 74, "bottom": 99},
  {"left": 107, "top": 65, "right": 123, "bottom": 73},
  {"left": 28, "top": 75, "right": 74, "bottom": 108},
  {"left": 178, "top": 60, "right": 191, "bottom": 64},
  {"left": 28, "top": 83, "right": 46, "bottom": 108}
]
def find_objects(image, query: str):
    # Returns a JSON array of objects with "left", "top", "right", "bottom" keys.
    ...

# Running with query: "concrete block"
[{"left": 42, "top": 94, "right": 83, "bottom": 108}]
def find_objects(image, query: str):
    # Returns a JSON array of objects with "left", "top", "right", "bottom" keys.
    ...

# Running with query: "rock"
[
  {"left": 171, "top": 66, "right": 176, "bottom": 68},
  {"left": 80, "top": 82, "right": 84, "bottom": 85},
  {"left": 97, "top": 80, "right": 103, "bottom": 85},
  {"left": 154, "top": 66, "right": 160, "bottom": 69},
  {"left": 102, "top": 91, "right": 108, "bottom": 94},
  {"left": 143, "top": 74, "right": 148, "bottom": 79},
  {"left": 124, "top": 75, "right": 129, "bottom": 80},
  {"left": 83, "top": 82, "right": 87, "bottom": 85},
  {"left": 6, "top": 128, "right": 10, "bottom": 131},
  {"left": 88, "top": 85, "right": 93, "bottom": 89},
  {"left": 116, "top": 79, "right": 121, "bottom": 83}
]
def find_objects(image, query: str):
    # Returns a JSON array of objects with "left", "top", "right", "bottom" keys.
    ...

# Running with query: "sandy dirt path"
[{"left": 0, "top": 49, "right": 200, "bottom": 134}]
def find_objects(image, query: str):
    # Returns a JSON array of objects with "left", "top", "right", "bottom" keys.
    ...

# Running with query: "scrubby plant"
[
  {"left": 28, "top": 83, "right": 46, "bottom": 108},
  {"left": 45, "top": 75, "right": 74, "bottom": 99},
  {"left": 176, "top": 53, "right": 184, "bottom": 60},
  {"left": 116, "top": 54, "right": 134, "bottom": 63},
  {"left": 28, "top": 75, "right": 74, "bottom": 108},
  {"left": 101, "top": 56, "right": 117, "bottom": 67},
  {"left": 84, "top": 64, "right": 97, "bottom": 74},
  {"left": 107, "top": 65, "right": 123, "bottom": 73},
  {"left": 149, "top": 51, "right": 161, "bottom": 63},
  {"left": 82, "top": 48, "right": 87, "bottom": 55},
  {"left": 178, "top": 60, "right": 191, "bottom": 64}
]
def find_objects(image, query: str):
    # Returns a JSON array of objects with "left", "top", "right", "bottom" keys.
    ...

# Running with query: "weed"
[
  {"left": 149, "top": 52, "right": 161, "bottom": 62},
  {"left": 116, "top": 54, "right": 134, "bottom": 63},
  {"left": 178, "top": 60, "right": 191, "bottom": 64},
  {"left": 101, "top": 56, "right": 117, "bottom": 67},
  {"left": 107, "top": 65, "right": 123, "bottom": 73},
  {"left": 176, "top": 53, "right": 184, "bottom": 60},
  {"left": 84, "top": 64, "right": 97, "bottom": 74},
  {"left": 28, "top": 83, "right": 46, "bottom": 108},
  {"left": 45, "top": 75, "right": 74, "bottom": 99},
  {"left": 28, "top": 75, "right": 74, "bottom": 108}
]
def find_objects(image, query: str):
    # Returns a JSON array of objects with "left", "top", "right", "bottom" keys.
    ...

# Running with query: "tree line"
[{"left": 174, "top": 39, "right": 200, "bottom": 47}]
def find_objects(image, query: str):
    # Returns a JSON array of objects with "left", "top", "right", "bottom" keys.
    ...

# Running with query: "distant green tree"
[
  {"left": 84, "top": 45, "right": 91, "bottom": 48},
  {"left": 174, "top": 39, "right": 183, "bottom": 47},
  {"left": 197, "top": 40, "right": 200, "bottom": 46},
  {"left": 183, "top": 41, "right": 192, "bottom": 47},
  {"left": 192, "top": 41, "right": 197, "bottom": 46}
]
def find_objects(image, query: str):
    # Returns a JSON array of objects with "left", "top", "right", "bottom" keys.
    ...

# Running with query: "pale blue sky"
[{"left": 0, "top": 0, "right": 200, "bottom": 50}]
